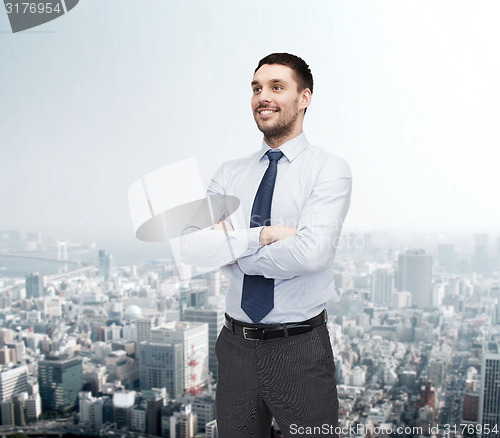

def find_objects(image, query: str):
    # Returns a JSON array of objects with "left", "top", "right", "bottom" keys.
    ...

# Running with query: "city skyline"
[
  {"left": 1, "top": 1, "right": 500, "bottom": 245},
  {"left": 0, "top": 224, "right": 499, "bottom": 436}
]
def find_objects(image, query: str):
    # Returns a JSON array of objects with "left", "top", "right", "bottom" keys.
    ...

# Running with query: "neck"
[{"left": 264, "top": 126, "right": 303, "bottom": 149}]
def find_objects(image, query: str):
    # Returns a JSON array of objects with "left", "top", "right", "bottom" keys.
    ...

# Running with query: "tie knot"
[{"left": 266, "top": 150, "right": 284, "bottom": 162}]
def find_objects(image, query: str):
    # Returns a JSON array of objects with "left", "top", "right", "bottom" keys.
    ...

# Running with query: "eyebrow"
[{"left": 251, "top": 79, "right": 286, "bottom": 86}]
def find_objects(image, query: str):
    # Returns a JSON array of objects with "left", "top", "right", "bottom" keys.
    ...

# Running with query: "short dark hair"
[{"left": 255, "top": 53, "right": 314, "bottom": 94}]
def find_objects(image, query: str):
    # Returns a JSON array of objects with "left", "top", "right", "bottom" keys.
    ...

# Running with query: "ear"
[{"left": 299, "top": 88, "right": 312, "bottom": 112}]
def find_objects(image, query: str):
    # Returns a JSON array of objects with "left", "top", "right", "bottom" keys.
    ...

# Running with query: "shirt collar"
[{"left": 258, "top": 132, "right": 309, "bottom": 163}]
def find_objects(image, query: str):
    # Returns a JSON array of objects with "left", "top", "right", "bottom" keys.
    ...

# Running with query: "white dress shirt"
[{"left": 206, "top": 132, "right": 352, "bottom": 324}]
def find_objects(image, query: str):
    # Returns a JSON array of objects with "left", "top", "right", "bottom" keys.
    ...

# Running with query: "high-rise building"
[
  {"left": 371, "top": 269, "right": 394, "bottom": 307},
  {"left": 131, "top": 402, "right": 146, "bottom": 433},
  {"left": 25, "top": 273, "right": 43, "bottom": 299},
  {"left": 191, "top": 394, "right": 216, "bottom": 432},
  {"left": 183, "top": 308, "right": 224, "bottom": 380},
  {"left": 113, "top": 391, "right": 135, "bottom": 429},
  {"left": 436, "top": 244, "right": 456, "bottom": 272},
  {"left": 473, "top": 233, "right": 489, "bottom": 273},
  {"left": 150, "top": 322, "right": 209, "bottom": 394},
  {"left": 98, "top": 250, "right": 111, "bottom": 280},
  {"left": 479, "top": 340, "right": 500, "bottom": 437},
  {"left": 38, "top": 355, "right": 83, "bottom": 412},
  {"left": 397, "top": 250, "right": 433, "bottom": 308},
  {"left": 171, "top": 403, "right": 198, "bottom": 438},
  {"left": 146, "top": 396, "right": 164, "bottom": 436},
  {"left": 428, "top": 358, "right": 446, "bottom": 388},
  {"left": 393, "top": 291, "right": 412, "bottom": 309},
  {"left": 136, "top": 315, "right": 164, "bottom": 344},
  {"left": 24, "top": 393, "right": 42, "bottom": 421},
  {"left": 0, "top": 365, "right": 29, "bottom": 402},
  {"left": 206, "top": 419, "right": 218, "bottom": 438},
  {"left": 161, "top": 401, "right": 183, "bottom": 437},
  {"left": 139, "top": 341, "right": 183, "bottom": 398},
  {"left": 79, "top": 391, "right": 104, "bottom": 428},
  {"left": 180, "top": 289, "right": 208, "bottom": 318}
]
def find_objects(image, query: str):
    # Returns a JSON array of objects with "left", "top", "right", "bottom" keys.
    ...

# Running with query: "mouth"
[{"left": 256, "top": 107, "right": 279, "bottom": 119}]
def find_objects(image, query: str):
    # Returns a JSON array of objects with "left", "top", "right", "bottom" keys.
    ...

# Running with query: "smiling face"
[{"left": 251, "top": 64, "right": 311, "bottom": 148}]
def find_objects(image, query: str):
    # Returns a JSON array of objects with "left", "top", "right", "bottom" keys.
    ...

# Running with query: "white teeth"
[{"left": 261, "top": 110, "right": 275, "bottom": 115}]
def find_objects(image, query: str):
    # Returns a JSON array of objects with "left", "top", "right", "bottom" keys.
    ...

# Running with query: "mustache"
[{"left": 256, "top": 106, "right": 280, "bottom": 111}]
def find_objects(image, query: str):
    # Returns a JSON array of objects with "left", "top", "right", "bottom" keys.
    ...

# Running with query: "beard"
[{"left": 254, "top": 101, "right": 300, "bottom": 141}]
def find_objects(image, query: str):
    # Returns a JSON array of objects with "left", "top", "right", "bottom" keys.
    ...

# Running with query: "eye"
[
  {"left": 273, "top": 85, "right": 283, "bottom": 91},
  {"left": 253, "top": 87, "right": 261, "bottom": 93}
]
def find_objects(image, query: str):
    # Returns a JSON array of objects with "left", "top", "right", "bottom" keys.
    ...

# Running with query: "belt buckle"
[{"left": 243, "top": 327, "right": 260, "bottom": 340}]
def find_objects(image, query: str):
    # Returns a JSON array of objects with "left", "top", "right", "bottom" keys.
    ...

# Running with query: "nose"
[{"left": 258, "top": 87, "right": 272, "bottom": 104}]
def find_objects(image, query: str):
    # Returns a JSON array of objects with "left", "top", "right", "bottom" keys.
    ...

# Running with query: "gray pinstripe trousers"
[{"left": 215, "top": 320, "right": 339, "bottom": 438}]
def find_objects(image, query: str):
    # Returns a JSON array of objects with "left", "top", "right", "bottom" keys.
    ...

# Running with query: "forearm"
[
  {"left": 238, "top": 222, "right": 343, "bottom": 279},
  {"left": 239, "top": 163, "right": 352, "bottom": 279},
  {"left": 179, "top": 225, "right": 262, "bottom": 268}
]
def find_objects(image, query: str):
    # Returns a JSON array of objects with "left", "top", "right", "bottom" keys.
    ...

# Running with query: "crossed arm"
[
  {"left": 237, "top": 157, "right": 352, "bottom": 280},
  {"left": 213, "top": 221, "right": 297, "bottom": 247},
  {"left": 200, "top": 156, "right": 352, "bottom": 280}
]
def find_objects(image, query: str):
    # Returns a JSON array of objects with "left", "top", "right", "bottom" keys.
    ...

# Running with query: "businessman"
[{"left": 207, "top": 53, "right": 352, "bottom": 437}]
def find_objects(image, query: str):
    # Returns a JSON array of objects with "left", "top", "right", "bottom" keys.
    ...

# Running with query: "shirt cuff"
[{"left": 237, "top": 226, "right": 263, "bottom": 258}]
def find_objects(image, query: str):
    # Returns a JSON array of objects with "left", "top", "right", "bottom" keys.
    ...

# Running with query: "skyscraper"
[
  {"left": 136, "top": 315, "right": 164, "bottom": 344},
  {"left": 182, "top": 308, "right": 224, "bottom": 380},
  {"left": 38, "top": 355, "right": 83, "bottom": 412},
  {"left": 98, "top": 249, "right": 111, "bottom": 280},
  {"left": 371, "top": 269, "right": 394, "bottom": 307},
  {"left": 0, "top": 365, "right": 28, "bottom": 402},
  {"left": 139, "top": 340, "right": 183, "bottom": 398},
  {"left": 150, "top": 322, "right": 209, "bottom": 394},
  {"left": 397, "top": 250, "right": 433, "bottom": 308},
  {"left": 473, "top": 233, "right": 489, "bottom": 273},
  {"left": 25, "top": 273, "right": 43, "bottom": 299},
  {"left": 436, "top": 244, "right": 455, "bottom": 272},
  {"left": 479, "top": 340, "right": 500, "bottom": 437}
]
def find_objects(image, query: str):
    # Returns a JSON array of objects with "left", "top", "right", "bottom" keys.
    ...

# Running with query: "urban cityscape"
[{"left": 0, "top": 229, "right": 499, "bottom": 438}]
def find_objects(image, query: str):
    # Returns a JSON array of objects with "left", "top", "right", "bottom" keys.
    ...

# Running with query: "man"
[{"left": 200, "top": 53, "right": 351, "bottom": 437}]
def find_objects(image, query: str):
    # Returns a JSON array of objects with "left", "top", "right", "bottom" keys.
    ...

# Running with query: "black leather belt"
[{"left": 224, "top": 310, "right": 327, "bottom": 340}]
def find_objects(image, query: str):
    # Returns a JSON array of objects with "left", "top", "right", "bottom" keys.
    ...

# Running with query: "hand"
[
  {"left": 259, "top": 225, "right": 297, "bottom": 246},
  {"left": 212, "top": 220, "right": 234, "bottom": 231}
]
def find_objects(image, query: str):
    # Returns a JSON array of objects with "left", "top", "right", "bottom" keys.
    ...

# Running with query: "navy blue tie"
[{"left": 241, "top": 149, "right": 284, "bottom": 323}]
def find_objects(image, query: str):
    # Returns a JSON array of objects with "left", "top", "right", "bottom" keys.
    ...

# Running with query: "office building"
[
  {"left": 371, "top": 268, "right": 394, "bottom": 307},
  {"left": 24, "top": 393, "right": 41, "bottom": 421},
  {"left": 0, "top": 400, "right": 14, "bottom": 425},
  {"left": 25, "top": 273, "right": 43, "bottom": 299},
  {"left": 191, "top": 393, "right": 216, "bottom": 432},
  {"left": 436, "top": 244, "right": 456, "bottom": 272},
  {"left": 206, "top": 419, "right": 218, "bottom": 438},
  {"left": 79, "top": 391, "right": 104, "bottom": 428},
  {"left": 183, "top": 308, "right": 224, "bottom": 379},
  {"left": 428, "top": 358, "right": 446, "bottom": 388},
  {"left": 139, "top": 341, "right": 183, "bottom": 398},
  {"left": 113, "top": 391, "right": 135, "bottom": 429},
  {"left": 170, "top": 403, "right": 198, "bottom": 438},
  {"left": 146, "top": 396, "right": 164, "bottom": 436},
  {"left": 151, "top": 322, "right": 209, "bottom": 393},
  {"left": 473, "top": 233, "right": 489, "bottom": 273},
  {"left": 38, "top": 355, "right": 83, "bottom": 412},
  {"left": 180, "top": 289, "right": 208, "bottom": 319},
  {"left": 98, "top": 249, "right": 111, "bottom": 280},
  {"left": 397, "top": 249, "right": 433, "bottom": 308},
  {"left": 0, "top": 365, "right": 29, "bottom": 402},
  {"left": 137, "top": 315, "right": 164, "bottom": 344},
  {"left": 131, "top": 402, "right": 146, "bottom": 433},
  {"left": 479, "top": 340, "right": 500, "bottom": 437}
]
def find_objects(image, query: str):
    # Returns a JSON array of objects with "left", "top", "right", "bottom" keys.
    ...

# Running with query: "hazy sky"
[{"left": 1, "top": 0, "right": 499, "bottom": 251}]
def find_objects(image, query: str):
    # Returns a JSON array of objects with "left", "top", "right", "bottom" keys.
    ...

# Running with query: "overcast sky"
[{"left": 1, "top": 0, "right": 499, "bottom": 253}]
